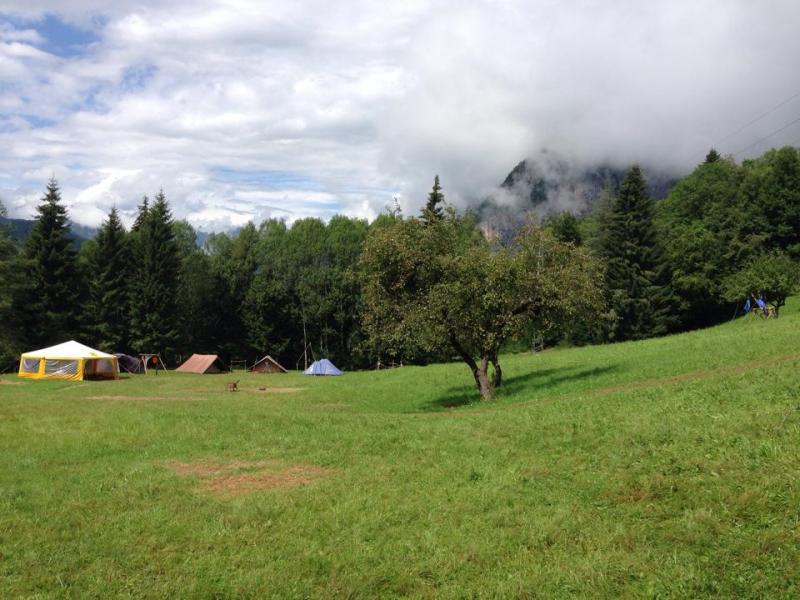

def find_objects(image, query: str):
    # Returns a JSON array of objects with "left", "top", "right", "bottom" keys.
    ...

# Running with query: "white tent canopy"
[
  {"left": 24, "top": 340, "right": 116, "bottom": 360},
  {"left": 19, "top": 340, "right": 119, "bottom": 381}
]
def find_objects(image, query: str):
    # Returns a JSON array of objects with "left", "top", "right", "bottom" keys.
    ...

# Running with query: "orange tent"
[{"left": 175, "top": 354, "right": 226, "bottom": 374}]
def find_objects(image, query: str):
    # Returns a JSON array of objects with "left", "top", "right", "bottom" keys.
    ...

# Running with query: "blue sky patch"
[
  {"left": 32, "top": 14, "right": 99, "bottom": 57},
  {"left": 121, "top": 64, "right": 158, "bottom": 93},
  {"left": 2, "top": 13, "right": 100, "bottom": 58},
  {"left": 24, "top": 115, "right": 56, "bottom": 128},
  {"left": 70, "top": 84, "right": 107, "bottom": 113},
  {"left": 211, "top": 167, "right": 325, "bottom": 191}
]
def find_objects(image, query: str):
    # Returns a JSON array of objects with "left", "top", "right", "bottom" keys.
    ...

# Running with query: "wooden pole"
[{"left": 302, "top": 312, "right": 308, "bottom": 370}]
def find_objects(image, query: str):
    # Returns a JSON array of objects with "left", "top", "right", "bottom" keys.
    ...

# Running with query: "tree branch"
[{"left": 448, "top": 332, "right": 477, "bottom": 372}]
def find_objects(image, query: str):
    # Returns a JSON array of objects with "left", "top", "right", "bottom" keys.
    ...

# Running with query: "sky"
[{"left": 0, "top": 0, "right": 799, "bottom": 231}]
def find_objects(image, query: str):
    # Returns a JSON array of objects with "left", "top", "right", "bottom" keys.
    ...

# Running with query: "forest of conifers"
[{"left": 1, "top": 145, "right": 798, "bottom": 371}]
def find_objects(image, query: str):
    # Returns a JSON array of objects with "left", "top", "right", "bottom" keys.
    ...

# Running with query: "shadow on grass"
[{"left": 417, "top": 364, "right": 620, "bottom": 412}]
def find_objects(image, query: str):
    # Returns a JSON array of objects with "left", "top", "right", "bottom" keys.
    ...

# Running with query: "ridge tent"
[
  {"left": 303, "top": 358, "right": 342, "bottom": 376},
  {"left": 250, "top": 355, "right": 288, "bottom": 374},
  {"left": 18, "top": 340, "right": 119, "bottom": 381},
  {"left": 175, "top": 354, "right": 226, "bottom": 374}
]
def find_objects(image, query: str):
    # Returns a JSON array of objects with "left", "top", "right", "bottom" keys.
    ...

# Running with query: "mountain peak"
[{"left": 477, "top": 150, "right": 680, "bottom": 242}]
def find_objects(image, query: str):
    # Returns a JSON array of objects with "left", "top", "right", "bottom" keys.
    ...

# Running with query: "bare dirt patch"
[
  {"left": 169, "top": 460, "right": 276, "bottom": 478},
  {"left": 201, "top": 465, "right": 330, "bottom": 496},
  {"left": 166, "top": 459, "right": 330, "bottom": 497},
  {"left": 0, "top": 380, "right": 24, "bottom": 385},
  {"left": 247, "top": 387, "right": 304, "bottom": 394}
]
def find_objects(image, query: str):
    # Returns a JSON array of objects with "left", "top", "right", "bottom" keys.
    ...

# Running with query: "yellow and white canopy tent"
[{"left": 18, "top": 340, "right": 119, "bottom": 381}]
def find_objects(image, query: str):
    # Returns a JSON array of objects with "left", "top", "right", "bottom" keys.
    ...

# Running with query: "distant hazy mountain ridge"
[
  {"left": 0, "top": 216, "right": 94, "bottom": 247},
  {"left": 0, "top": 216, "right": 220, "bottom": 248}
]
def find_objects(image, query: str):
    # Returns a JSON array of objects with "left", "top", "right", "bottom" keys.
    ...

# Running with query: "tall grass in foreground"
[{"left": 1, "top": 301, "right": 799, "bottom": 598}]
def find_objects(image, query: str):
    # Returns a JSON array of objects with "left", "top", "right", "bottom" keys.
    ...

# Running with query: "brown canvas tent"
[
  {"left": 250, "top": 355, "right": 287, "bottom": 373},
  {"left": 175, "top": 354, "right": 226, "bottom": 374}
]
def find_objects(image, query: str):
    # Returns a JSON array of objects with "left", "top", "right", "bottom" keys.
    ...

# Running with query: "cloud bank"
[{"left": 0, "top": 1, "right": 799, "bottom": 230}]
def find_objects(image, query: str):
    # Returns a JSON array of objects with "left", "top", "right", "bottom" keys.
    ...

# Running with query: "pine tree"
[
  {"left": 599, "top": 166, "right": 675, "bottom": 340},
  {"left": 129, "top": 190, "right": 180, "bottom": 356},
  {"left": 0, "top": 200, "right": 15, "bottom": 319},
  {"left": 132, "top": 195, "right": 149, "bottom": 232},
  {"left": 15, "top": 179, "right": 82, "bottom": 346},
  {"left": 0, "top": 200, "right": 23, "bottom": 365},
  {"left": 422, "top": 175, "right": 445, "bottom": 223},
  {"left": 87, "top": 208, "right": 131, "bottom": 351},
  {"left": 704, "top": 148, "right": 721, "bottom": 164}
]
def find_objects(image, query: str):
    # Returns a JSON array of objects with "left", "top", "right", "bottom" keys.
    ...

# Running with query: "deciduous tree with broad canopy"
[
  {"left": 360, "top": 210, "right": 603, "bottom": 401},
  {"left": 721, "top": 251, "right": 800, "bottom": 316}
]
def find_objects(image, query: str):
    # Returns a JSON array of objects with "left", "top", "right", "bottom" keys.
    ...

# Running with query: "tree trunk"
[
  {"left": 775, "top": 296, "right": 785, "bottom": 317},
  {"left": 490, "top": 351, "right": 502, "bottom": 388},
  {"left": 472, "top": 356, "right": 494, "bottom": 401},
  {"left": 449, "top": 334, "right": 494, "bottom": 401}
]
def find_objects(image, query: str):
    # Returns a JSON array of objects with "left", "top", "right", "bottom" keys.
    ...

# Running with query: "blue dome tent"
[{"left": 303, "top": 358, "right": 343, "bottom": 376}]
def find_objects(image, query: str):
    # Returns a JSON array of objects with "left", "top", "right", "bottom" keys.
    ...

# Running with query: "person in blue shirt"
[{"left": 755, "top": 294, "right": 768, "bottom": 316}]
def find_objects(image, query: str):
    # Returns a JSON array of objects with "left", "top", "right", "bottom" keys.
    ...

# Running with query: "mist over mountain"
[{"left": 475, "top": 150, "right": 681, "bottom": 241}]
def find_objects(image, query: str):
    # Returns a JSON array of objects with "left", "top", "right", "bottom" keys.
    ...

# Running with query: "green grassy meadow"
[{"left": 2, "top": 304, "right": 800, "bottom": 598}]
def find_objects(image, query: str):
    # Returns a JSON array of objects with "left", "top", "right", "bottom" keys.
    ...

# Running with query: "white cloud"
[
  {"left": 0, "top": 21, "right": 42, "bottom": 43},
  {"left": 0, "top": 1, "right": 799, "bottom": 230}
]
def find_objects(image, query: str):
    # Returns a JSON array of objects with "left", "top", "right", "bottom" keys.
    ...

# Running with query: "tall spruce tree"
[
  {"left": 132, "top": 195, "right": 149, "bottom": 232},
  {"left": 0, "top": 200, "right": 23, "bottom": 365},
  {"left": 129, "top": 190, "right": 180, "bottom": 357},
  {"left": 15, "top": 179, "right": 82, "bottom": 346},
  {"left": 599, "top": 165, "right": 674, "bottom": 340},
  {"left": 0, "top": 201, "right": 15, "bottom": 319},
  {"left": 422, "top": 175, "right": 445, "bottom": 223},
  {"left": 704, "top": 148, "right": 721, "bottom": 164},
  {"left": 86, "top": 207, "right": 131, "bottom": 351}
]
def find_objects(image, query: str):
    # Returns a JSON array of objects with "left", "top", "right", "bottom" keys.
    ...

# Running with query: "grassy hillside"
[{"left": 2, "top": 303, "right": 800, "bottom": 598}]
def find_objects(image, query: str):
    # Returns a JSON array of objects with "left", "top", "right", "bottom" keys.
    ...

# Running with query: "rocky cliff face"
[{"left": 476, "top": 150, "right": 679, "bottom": 242}]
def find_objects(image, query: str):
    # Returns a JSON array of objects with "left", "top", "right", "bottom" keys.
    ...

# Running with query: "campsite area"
[{"left": 2, "top": 301, "right": 800, "bottom": 598}]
